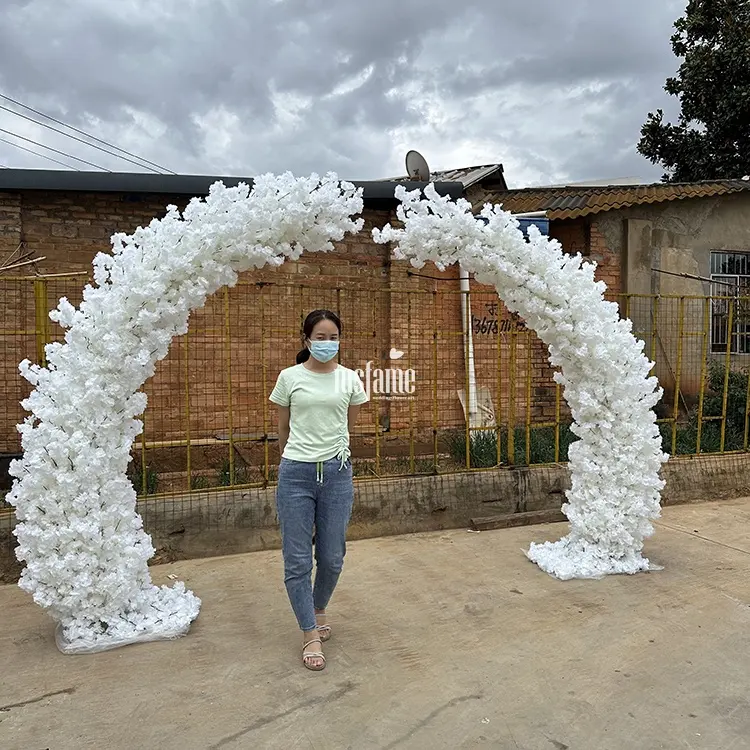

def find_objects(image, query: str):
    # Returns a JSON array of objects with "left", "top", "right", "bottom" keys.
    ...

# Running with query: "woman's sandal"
[
  {"left": 315, "top": 613, "right": 331, "bottom": 643},
  {"left": 302, "top": 638, "right": 326, "bottom": 671}
]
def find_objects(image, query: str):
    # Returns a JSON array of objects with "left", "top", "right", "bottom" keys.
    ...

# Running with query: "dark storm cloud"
[{"left": 0, "top": 0, "right": 687, "bottom": 183}]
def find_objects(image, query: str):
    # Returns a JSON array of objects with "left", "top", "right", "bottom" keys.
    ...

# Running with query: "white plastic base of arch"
[{"left": 54, "top": 621, "right": 193, "bottom": 655}]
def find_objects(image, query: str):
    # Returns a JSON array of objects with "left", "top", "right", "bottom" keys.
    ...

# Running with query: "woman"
[{"left": 269, "top": 309, "right": 368, "bottom": 671}]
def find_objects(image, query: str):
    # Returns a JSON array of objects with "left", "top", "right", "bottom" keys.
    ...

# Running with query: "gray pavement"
[{"left": 2, "top": 498, "right": 750, "bottom": 750}]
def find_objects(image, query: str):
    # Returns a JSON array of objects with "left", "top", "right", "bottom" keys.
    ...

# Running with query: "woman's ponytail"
[{"left": 296, "top": 347, "right": 310, "bottom": 364}]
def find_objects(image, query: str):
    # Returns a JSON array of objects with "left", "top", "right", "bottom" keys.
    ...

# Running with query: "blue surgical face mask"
[{"left": 308, "top": 339, "right": 339, "bottom": 363}]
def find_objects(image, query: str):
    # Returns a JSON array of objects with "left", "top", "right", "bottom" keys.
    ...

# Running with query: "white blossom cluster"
[
  {"left": 374, "top": 185, "right": 669, "bottom": 580},
  {"left": 8, "top": 173, "right": 364, "bottom": 653}
]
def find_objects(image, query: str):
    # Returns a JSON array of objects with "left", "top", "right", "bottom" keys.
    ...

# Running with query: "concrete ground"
[{"left": 2, "top": 500, "right": 750, "bottom": 750}]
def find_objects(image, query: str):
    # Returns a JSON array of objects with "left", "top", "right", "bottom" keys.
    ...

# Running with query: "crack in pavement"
[
  {"left": 0, "top": 687, "right": 76, "bottom": 712},
  {"left": 208, "top": 681, "right": 357, "bottom": 749},
  {"left": 654, "top": 520, "right": 750, "bottom": 556},
  {"left": 382, "top": 694, "right": 484, "bottom": 749}
]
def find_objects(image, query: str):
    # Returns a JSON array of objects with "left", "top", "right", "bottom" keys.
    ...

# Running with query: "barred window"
[{"left": 710, "top": 251, "right": 750, "bottom": 353}]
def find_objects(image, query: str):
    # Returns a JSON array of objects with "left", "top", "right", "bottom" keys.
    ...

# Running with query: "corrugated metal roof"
[
  {"left": 478, "top": 180, "right": 750, "bottom": 220},
  {"left": 379, "top": 163, "right": 506, "bottom": 189},
  {"left": 429, "top": 164, "right": 505, "bottom": 188}
]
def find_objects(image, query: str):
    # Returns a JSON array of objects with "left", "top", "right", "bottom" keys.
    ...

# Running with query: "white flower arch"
[
  {"left": 7, "top": 175, "right": 667, "bottom": 654},
  {"left": 373, "top": 185, "right": 668, "bottom": 580}
]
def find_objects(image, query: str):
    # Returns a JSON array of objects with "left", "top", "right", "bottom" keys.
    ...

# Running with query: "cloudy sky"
[{"left": 0, "top": 0, "right": 687, "bottom": 187}]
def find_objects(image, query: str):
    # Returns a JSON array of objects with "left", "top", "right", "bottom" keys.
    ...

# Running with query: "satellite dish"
[{"left": 405, "top": 150, "right": 431, "bottom": 181}]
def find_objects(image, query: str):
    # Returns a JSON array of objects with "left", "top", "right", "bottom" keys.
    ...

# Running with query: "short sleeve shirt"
[{"left": 269, "top": 364, "right": 368, "bottom": 462}]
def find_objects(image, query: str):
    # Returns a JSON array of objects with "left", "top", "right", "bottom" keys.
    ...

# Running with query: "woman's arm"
[{"left": 277, "top": 406, "right": 290, "bottom": 458}]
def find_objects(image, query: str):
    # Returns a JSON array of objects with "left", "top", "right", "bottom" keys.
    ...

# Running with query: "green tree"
[{"left": 638, "top": 0, "right": 750, "bottom": 182}]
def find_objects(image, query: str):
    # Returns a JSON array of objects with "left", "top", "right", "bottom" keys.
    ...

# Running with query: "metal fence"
[{"left": 2, "top": 274, "right": 750, "bottom": 558}]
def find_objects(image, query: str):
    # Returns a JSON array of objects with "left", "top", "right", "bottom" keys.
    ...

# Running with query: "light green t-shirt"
[{"left": 269, "top": 364, "right": 369, "bottom": 463}]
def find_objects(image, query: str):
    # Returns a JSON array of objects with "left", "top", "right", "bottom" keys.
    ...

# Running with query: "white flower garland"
[
  {"left": 374, "top": 185, "right": 669, "bottom": 580},
  {"left": 7, "top": 173, "right": 364, "bottom": 653}
]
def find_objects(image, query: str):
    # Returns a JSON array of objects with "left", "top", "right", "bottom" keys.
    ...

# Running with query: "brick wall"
[
  {"left": 0, "top": 190, "right": 595, "bottom": 459},
  {"left": 0, "top": 192, "right": 21, "bottom": 261},
  {"left": 549, "top": 217, "right": 622, "bottom": 294},
  {"left": 588, "top": 221, "right": 621, "bottom": 293}
]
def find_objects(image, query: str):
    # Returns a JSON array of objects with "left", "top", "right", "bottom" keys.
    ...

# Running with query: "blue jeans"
[{"left": 276, "top": 456, "right": 354, "bottom": 632}]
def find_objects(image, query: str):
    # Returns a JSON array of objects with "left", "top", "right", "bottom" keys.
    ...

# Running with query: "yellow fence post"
[
  {"left": 184, "top": 328, "right": 192, "bottom": 490},
  {"left": 507, "top": 327, "right": 516, "bottom": 465},
  {"left": 222, "top": 287, "right": 235, "bottom": 485},
  {"left": 696, "top": 297, "right": 710, "bottom": 453},
  {"left": 671, "top": 297, "right": 686, "bottom": 455},
  {"left": 525, "top": 330, "right": 532, "bottom": 466},
  {"left": 140, "top": 413, "right": 148, "bottom": 497},
  {"left": 554, "top": 381, "right": 561, "bottom": 463},
  {"left": 407, "top": 290, "right": 415, "bottom": 474},
  {"left": 650, "top": 296, "right": 660, "bottom": 377},
  {"left": 463, "top": 287, "right": 471, "bottom": 469},
  {"left": 495, "top": 298, "right": 502, "bottom": 465},
  {"left": 33, "top": 279, "right": 49, "bottom": 367},
  {"left": 432, "top": 290, "right": 439, "bottom": 468},
  {"left": 260, "top": 289, "right": 270, "bottom": 482},
  {"left": 372, "top": 296, "right": 381, "bottom": 475},
  {"left": 719, "top": 295, "right": 735, "bottom": 452}
]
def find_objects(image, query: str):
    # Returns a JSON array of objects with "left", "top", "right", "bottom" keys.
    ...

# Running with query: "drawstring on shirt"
[
  {"left": 335, "top": 434, "right": 350, "bottom": 471},
  {"left": 316, "top": 436, "right": 351, "bottom": 484}
]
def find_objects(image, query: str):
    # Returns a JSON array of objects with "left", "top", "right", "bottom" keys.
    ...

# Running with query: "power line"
[
  {"left": 0, "top": 102, "right": 167, "bottom": 174},
  {"left": 0, "top": 136, "right": 81, "bottom": 170},
  {"left": 0, "top": 93, "right": 176, "bottom": 174},
  {"left": 0, "top": 127, "right": 108, "bottom": 171}
]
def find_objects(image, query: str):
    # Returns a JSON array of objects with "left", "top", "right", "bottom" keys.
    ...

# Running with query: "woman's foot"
[
  {"left": 315, "top": 609, "right": 331, "bottom": 642},
  {"left": 302, "top": 631, "right": 325, "bottom": 671}
]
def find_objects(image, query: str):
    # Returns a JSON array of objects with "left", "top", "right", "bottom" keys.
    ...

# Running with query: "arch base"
[{"left": 526, "top": 536, "right": 659, "bottom": 581}]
